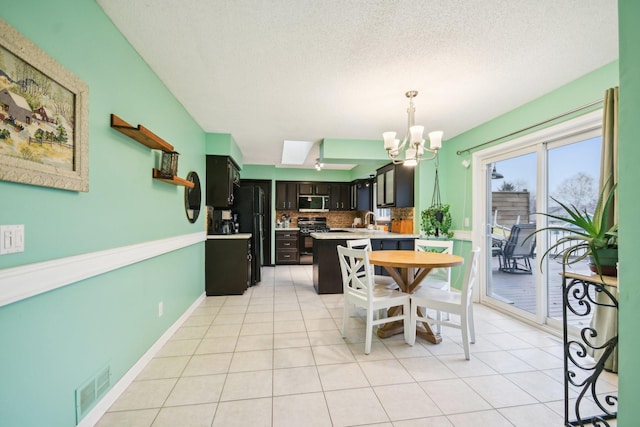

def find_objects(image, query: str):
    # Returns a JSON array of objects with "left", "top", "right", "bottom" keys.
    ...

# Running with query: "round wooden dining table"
[{"left": 368, "top": 250, "right": 464, "bottom": 344}]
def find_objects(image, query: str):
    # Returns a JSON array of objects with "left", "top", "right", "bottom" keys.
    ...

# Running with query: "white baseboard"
[
  {"left": 0, "top": 231, "right": 206, "bottom": 307},
  {"left": 77, "top": 292, "right": 207, "bottom": 427}
]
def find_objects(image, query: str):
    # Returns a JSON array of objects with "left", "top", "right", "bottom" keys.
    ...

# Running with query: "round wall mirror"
[{"left": 184, "top": 171, "right": 201, "bottom": 223}]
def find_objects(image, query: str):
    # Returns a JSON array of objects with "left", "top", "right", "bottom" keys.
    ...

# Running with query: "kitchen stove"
[
  {"left": 297, "top": 217, "right": 329, "bottom": 264},
  {"left": 297, "top": 216, "right": 330, "bottom": 234}
]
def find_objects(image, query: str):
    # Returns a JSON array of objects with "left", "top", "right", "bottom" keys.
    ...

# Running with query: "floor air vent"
[{"left": 76, "top": 365, "right": 111, "bottom": 423}]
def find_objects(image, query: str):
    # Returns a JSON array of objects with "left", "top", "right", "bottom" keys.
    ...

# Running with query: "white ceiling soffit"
[
  {"left": 281, "top": 140, "right": 314, "bottom": 165},
  {"left": 276, "top": 163, "right": 357, "bottom": 170},
  {"left": 97, "top": 0, "right": 619, "bottom": 170}
]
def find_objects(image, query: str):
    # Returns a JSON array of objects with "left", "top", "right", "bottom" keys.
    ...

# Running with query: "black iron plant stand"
[{"left": 562, "top": 271, "right": 618, "bottom": 426}]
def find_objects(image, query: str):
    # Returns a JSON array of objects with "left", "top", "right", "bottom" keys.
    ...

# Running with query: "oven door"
[{"left": 299, "top": 231, "right": 314, "bottom": 264}]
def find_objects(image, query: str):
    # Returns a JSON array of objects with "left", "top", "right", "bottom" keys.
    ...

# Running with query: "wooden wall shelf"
[
  {"left": 111, "top": 113, "right": 193, "bottom": 188},
  {"left": 152, "top": 169, "right": 194, "bottom": 188},
  {"left": 111, "top": 114, "right": 175, "bottom": 152}
]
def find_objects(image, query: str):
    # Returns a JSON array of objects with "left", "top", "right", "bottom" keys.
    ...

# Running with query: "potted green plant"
[
  {"left": 528, "top": 182, "right": 618, "bottom": 276},
  {"left": 421, "top": 203, "right": 454, "bottom": 239}
]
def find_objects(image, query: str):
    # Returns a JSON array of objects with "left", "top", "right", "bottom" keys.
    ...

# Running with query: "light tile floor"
[{"left": 96, "top": 265, "right": 618, "bottom": 427}]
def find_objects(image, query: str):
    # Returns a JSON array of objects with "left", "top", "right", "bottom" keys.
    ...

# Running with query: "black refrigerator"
[{"left": 233, "top": 185, "right": 264, "bottom": 285}]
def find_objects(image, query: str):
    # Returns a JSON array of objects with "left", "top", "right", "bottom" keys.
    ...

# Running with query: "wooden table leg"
[
  {"left": 415, "top": 307, "right": 442, "bottom": 344},
  {"left": 376, "top": 304, "right": 404, "bottom": 338},
  {"left": 375, "top": 266, "right": 442, "bottom": 344}
]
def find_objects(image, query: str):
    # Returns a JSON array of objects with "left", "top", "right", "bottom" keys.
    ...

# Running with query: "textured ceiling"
[{"left": 96, "top": 0, "right": 618, "bottom": 170}]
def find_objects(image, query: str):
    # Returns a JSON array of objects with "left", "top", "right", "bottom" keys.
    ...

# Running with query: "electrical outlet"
[
  {"left": 158, "top": 301, "right": 164, "bottom": 317},
  {"left": 464, "top": 217, "right": 470, "bottom": 227}
]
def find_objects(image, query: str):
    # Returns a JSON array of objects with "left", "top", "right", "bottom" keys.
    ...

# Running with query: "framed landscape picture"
[{"left": 0, "top": 18, "right": 88, "bottom": 192}]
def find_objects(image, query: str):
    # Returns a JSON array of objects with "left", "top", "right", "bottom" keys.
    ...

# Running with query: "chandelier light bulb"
[
  {"left": 428, "top": 131, "right": 443, "bottom": 150},
  {"left": 409, "top": 125, "right": 424, "bottom": 143},
  {"left": 383, "top": 132, "right": 397, "bottom": 150}
]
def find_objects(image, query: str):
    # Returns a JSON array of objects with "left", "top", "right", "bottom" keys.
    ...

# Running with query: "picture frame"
[{"left": 0, "top": 17, "right": 89, "bottom": 192}]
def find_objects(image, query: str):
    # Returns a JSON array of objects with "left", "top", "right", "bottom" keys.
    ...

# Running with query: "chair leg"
[
  {"left": 373, "top": 307, "right": 387, "bottom": 321},
  {"left": 365, "top": 308, "right": 373, "bottom": 355},
  {"left": 435, "top": 310, "right": 442, "bottom": 334},
  {"left": 468, "top": 304, "right": 476, "bottom": 344},
  {"left": 403, "top": 300, "right": 412, "bottom": 346},
  {"left": 408, "top": 301, "right": 417, "bottom": 345},
  {"left": 461, "top": 312, "right": 470, "bottom": 360},
  {"left": 341, "top": 300, "right": 349, "bottom": 338}
]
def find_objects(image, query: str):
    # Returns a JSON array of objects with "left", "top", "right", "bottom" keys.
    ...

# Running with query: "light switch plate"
[{"left": 0, "top": 225, "right": 24, "bottom": 255}]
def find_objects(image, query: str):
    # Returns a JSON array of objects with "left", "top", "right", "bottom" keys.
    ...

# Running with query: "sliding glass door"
[
  {"left": 546, "top": 136, "right": 601, "bottom": 326},
  {"left": 474, "top": 111, "right": 602, "bottom": 326},
  {"left": 485, "top": 150, "right": 539, "bottom": 318}
]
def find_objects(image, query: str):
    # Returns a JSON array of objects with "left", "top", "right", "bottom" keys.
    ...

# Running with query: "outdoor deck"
[{"left": 489, "top": 255, "right": 602, "bottom": 327}]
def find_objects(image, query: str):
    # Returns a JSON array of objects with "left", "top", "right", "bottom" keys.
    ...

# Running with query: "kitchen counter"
[
  {"left": 275, "top": 227, "right": 300, "bottom": 231},
  {"left": 207, "top": 233, "right": 251, "bottom": 240},
  {"left": 312, "top": 229, "right": 421, "bottom": 239}
]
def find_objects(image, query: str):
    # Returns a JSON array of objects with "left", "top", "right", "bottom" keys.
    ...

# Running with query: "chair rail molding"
[
  {"left": 452, "top": 230, "right": 472, "bottom": 241},
  {"left": 0, "top": 231, "right": 206, "bottom": 307}
]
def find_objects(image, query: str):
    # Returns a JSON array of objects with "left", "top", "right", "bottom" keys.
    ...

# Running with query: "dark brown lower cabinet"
[
  {"left": 205, "top": 237, "right": 250, "bottom": 295},
  {"left": 275, "top": 230, "right": 299, "bottom": 264}
]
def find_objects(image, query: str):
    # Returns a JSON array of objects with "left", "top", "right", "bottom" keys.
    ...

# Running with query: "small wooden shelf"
[
  {"left": 152, "top": 169, "right": 194, "bottom": 188},
  {"left": 110, "top": 114, "right": 174, "bottom": 152},
  {"left": 111, "top": 113, "right": 193, "bottom": 188}
]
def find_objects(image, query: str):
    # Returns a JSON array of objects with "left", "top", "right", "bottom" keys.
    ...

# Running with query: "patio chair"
[
  {"left": 337, "top": 245, "right": 411, "bottom": 354},
  {"left": 497, "top": 223, "right": 537, "bottom": 274}
]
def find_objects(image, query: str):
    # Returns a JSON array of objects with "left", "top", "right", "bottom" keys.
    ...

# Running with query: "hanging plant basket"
[
  {"left": 421, "top": 204, "right": 453, "bottom": 238},
  {"left": 420, "top": 168, "right": 454, "bottom": 238}
]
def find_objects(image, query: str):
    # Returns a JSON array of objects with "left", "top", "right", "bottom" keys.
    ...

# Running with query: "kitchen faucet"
[{"left": 364, "top": 211, "right": 377, "bottom": 229}]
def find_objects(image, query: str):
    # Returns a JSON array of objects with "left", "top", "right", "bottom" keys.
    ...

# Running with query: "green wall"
[
  {"left": 425, "top": 60, "right": 619, "bottom": 234},
  {"left": 617, "top": 0, "right": 639, "bottom": 424},
  {"left": 0, "top": 0, "right": 206, "bottom": 425},
  {"left": 322, "top": 137, "right": 388, "bottom": 164},
  {"left": 205, "top": 133, "right": 244, "bottom": 167}
]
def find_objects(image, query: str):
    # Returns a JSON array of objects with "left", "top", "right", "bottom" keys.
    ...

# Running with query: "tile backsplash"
[
  {"left": 276, "top": 210, "right": 360, "bottom": 228},
  {"left": 275, "top": 207, "right": 414, "bottom": 229}
]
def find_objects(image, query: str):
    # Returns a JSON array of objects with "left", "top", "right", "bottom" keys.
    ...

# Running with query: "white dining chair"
[
  {"left": 408, "top": 247, "right": 480, "bottom": 360},
  {"left": 347, "top": 238, "right": 396, "bottom": 288},
  {"left": 337, "top": 245, "right": 411, "bottom": 354},
  {"left": 414, "top": 239, "right": 454, "bottom": 291}
]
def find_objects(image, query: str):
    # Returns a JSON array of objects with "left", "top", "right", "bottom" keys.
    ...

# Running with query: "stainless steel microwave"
[{"left": 298, "top": 195, "right": 329, "bottom": 212}]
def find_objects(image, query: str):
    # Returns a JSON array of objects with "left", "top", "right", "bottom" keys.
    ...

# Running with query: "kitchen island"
[{"left": 312, "top": 230, "right": 420, "bottom": 294}]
